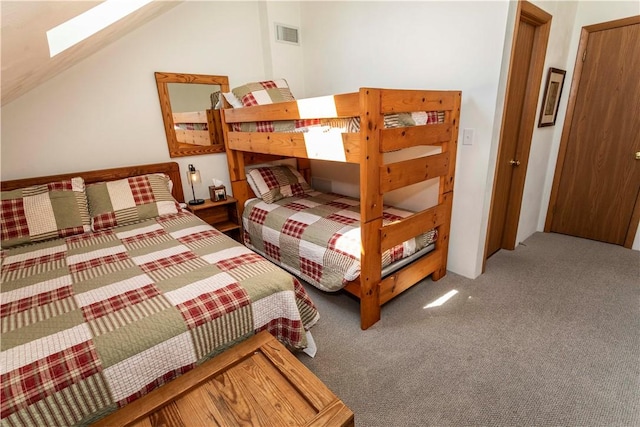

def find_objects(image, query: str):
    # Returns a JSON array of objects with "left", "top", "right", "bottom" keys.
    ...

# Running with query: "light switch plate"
[{"left": 462, "top": 128, "right": 474, "bottom": 145}]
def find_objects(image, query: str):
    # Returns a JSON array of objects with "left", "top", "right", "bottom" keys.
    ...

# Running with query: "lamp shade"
[
  {"left": 187, "top": 164, "right": 201, "bottom": 183},
  {"left": 187, "top": 164, "right": 204, "bottom": 205}
]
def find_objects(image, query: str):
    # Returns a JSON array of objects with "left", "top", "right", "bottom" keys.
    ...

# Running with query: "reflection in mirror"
[
  {"left": 169, "top": 83, "right": 220, "bottom": 146},
  {"left": 155, "top": 72, "right": 230, "bottom": 158}
]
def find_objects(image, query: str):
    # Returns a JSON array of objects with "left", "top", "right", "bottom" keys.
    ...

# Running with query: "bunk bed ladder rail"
[
  {"left": 358, "top": 88, "right": 385, "bottom": 329},
  {"left": 356, "top": 88, "right": 461, "bottom": 329}
]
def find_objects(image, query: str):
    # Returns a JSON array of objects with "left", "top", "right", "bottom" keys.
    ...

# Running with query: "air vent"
[{"left": 275, "top": 23, "right": 299, "bottom": 45}]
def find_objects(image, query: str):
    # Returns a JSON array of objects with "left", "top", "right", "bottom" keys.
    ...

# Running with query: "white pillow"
[{"left": 223, "top": 92, "right": 243, "bottom": 108}]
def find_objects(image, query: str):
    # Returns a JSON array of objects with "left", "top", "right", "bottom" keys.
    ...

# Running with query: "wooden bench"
[{"left": 93, "top": 331, "right": 354, "bottom": 427}]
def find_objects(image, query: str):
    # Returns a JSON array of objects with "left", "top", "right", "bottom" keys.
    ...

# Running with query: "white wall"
[
  {"left": 1, "top": 2, "right": 281, "bottom": 203},
  {"left": 300, "top": 1, "right": 511, "bottom": 278},
  {"left": 260, "top": 1, "right": 306, "bottom": 96},
  {"left": 517, "top": 0, "right": 578, "bottom": 246}
]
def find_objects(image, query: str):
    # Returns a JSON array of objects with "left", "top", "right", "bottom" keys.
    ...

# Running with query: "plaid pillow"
[
  {"left": 86, "top": 174, "right": 181, "bottom": 231},
  {"left": 246, "top": 165, "right": 311, "bottom": 204},
  {"left": 232, "top": 79, "right": 295, "bottom": 107},
  {"left": 210, "top": 91, "right": 222, "bottom": 109},
  {"left": 1, "top": 178, "right": 91, "bottom": 248}
]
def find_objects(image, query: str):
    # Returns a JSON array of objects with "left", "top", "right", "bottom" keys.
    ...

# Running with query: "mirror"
[{"left": 155, "top": 72, "right": 230, "bottom": 158}]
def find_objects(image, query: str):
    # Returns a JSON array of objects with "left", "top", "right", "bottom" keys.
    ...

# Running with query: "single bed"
[
  {"left": 221, "top": 81, "right": 461, "bottom": 329},
  {"left": 242, "top": 190, "right": 438, "bottom": 293},
  {"left": 0, "top": 162, "right": 319, "bottom": 426}
]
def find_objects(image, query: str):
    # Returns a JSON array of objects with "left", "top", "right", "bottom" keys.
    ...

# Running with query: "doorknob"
[
  {"left": 636, "top": 151, "right": 640, "bottom": 160},
  {"left": 509, "top": 159, "right": 521, "bottom": 166}
]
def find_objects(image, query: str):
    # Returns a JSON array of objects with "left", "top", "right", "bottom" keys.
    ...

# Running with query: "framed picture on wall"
[
  {"left": 214, "top": 187, "right": 227, "bottom": 201},
  {"left": 209, "top": 185, "right": 227, "bottom": 202},
  {"left": 538, "top": 67, "right": 566, "bottom": 127}
]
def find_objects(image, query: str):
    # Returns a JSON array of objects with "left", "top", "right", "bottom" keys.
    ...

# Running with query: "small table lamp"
[{"left": 187, "top": 164, "right": 204, "bottom": 205}]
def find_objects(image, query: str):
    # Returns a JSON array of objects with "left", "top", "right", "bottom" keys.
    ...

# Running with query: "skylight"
[{"left": 46, "top": 0, "right": 154, "bottom": 57}]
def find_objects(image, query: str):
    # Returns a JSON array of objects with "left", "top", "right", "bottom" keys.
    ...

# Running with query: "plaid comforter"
[
  {"left": 0, "top": 211, "right": 319, "bottom": 426},
  {"left": 243, "top": 191, "right": 437, "bottom": 292},
  {"left": 231, "top": 111, "right": 445, "bottom": 133}
]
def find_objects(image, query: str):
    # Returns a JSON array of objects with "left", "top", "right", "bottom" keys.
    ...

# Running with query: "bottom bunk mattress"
[
  {"left": 243, "top": 191, "right": 438, "bottom": 292},
  {"left": 0, "top": 211, "right": 319, "bottom": 426}
]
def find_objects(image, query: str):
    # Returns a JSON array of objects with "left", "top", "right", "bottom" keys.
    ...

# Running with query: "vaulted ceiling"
[{"left": 1, "top": 1, "right": 182, "bottom": 106}]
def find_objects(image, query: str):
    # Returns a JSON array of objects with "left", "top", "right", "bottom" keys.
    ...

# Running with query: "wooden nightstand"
[{"left": 186, "top": 197, "right": 241, "bottom": 242}]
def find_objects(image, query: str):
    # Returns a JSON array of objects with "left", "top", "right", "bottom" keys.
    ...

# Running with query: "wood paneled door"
[
  {"left": 546, "top": 16, "right": 640, "bottom": 248},
  {"left": 485, "top": 1, "right": 551, "bottom": 262}
]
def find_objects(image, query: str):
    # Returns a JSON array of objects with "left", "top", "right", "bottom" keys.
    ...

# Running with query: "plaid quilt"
[
  {"left": 243, "top": 191, "right": 438, "bottom": 292},
  {"left": 230, "top": 110, "right": 445, "bottom": 133},
  {"left": 0, "top": 211, "right": 319, "bottom": 426}
]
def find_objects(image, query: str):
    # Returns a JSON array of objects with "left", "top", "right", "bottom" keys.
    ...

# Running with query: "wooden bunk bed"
[{"left": 221, "top": 88, "right": 461, "bottom": 329}]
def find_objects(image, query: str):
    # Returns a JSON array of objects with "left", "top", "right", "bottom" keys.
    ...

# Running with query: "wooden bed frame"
[
  {"left": 221, "top": 88, "right": 462, "bottom": 329},
  {"left": 1, "top": 162, "right": 185, "bottom": 203}
]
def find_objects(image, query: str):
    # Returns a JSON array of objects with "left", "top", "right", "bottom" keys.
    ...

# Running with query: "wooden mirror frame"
[{"left": 155, "top": 72, "right": 230, "bottom": 158}]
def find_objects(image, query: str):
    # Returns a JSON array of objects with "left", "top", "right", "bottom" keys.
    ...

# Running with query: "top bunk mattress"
[
  {"left": 230, "top": 110, "right": 445, "bottom": 133},
  {"left": 242, "top": 191, "right": 437, "bottom": 292},
  {"left": 224, "top": 79, "right": 451, "bottom": 134}
]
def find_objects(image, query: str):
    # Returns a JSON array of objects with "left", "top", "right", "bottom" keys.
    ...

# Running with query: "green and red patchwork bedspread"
[
  {"left": 243, "top": 191, "right": 438, "bottom": 293},
  {"left": 0, "top": 211, "right": 319, "bottom": 426}
]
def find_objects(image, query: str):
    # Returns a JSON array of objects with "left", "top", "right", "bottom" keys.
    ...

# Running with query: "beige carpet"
[{"left": 298, "top": 232, "right": 640, "bottom": 427}]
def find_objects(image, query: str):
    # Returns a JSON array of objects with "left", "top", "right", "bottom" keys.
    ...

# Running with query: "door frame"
[
  {"left": 544, "top": 16, "right": 640, "bottom": 248},
  {"left": 483, "top": 1, "right": 552, "bottom": 266}
]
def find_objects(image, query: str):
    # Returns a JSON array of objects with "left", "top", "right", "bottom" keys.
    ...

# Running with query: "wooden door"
[
  {"left": 485, "top": 2, "right": 551, "bottom": 260},
  {"left": 546, "top": 17, "right": 640, "bottom": 247}
]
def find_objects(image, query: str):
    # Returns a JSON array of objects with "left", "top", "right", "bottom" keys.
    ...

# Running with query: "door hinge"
[{"left": 582, "top": 50, "right": 587, "bottom": 62}]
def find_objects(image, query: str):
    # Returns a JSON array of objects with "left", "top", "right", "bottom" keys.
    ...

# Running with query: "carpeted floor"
[{"left": 298, "top": 232, "right": 640, "bottom": 427}]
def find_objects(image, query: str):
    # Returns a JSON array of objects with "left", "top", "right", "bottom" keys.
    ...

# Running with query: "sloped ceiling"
[{"left": 1, "top": 1, "right": 182, "bottom": 106}]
